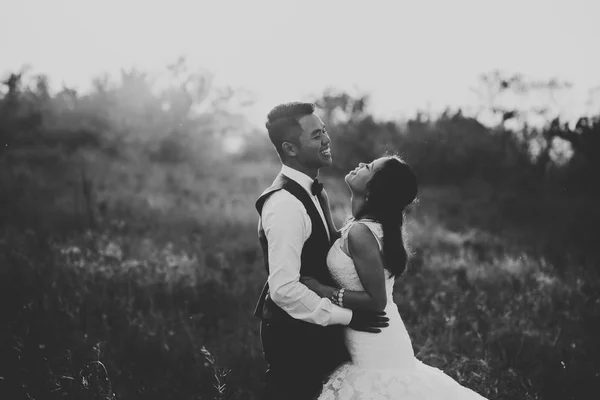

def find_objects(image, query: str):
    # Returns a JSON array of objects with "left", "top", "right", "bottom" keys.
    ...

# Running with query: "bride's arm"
[{"left": 301, "top": 223, "right": 387, "bottom": 312}]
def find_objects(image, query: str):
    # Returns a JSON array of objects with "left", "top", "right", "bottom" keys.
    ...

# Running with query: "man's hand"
[{"left": 349, "top": 310, "right": 389, "bottom": 333}]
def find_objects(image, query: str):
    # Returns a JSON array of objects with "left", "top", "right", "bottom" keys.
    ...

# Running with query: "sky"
[{"left": 2, "top": 0, "right": 600, "bottom": 128}]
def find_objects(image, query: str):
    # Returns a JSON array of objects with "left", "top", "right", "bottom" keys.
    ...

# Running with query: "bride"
[{"left": 301, "top": 155, "right": 488, "bottom": 399}]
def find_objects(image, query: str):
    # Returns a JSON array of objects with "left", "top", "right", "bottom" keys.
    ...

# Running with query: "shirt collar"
[{"left": 281, "top": 164, "right": 316, "bottom": 196}]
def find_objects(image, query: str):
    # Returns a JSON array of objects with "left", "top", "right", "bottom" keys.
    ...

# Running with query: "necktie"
[{"left": 311, "top": 179, "right": 324, "bottom": 196}]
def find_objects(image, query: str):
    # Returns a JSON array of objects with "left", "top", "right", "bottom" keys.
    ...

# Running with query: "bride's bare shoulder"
[{"left": 346, "top": 222, "right": 382, "bottom": 255}]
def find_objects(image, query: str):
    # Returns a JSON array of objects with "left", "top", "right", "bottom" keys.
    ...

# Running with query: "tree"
[{"left": 544, "top": 116, "right": 600, "bottom": 192}]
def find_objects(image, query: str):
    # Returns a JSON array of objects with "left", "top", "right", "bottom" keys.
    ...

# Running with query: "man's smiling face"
[{"left": 295, "top": 113, "right": 332, "bottom": 169}]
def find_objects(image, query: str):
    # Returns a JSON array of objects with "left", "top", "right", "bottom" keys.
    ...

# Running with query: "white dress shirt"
[{"left": 261, "top": 165, "right": 353, "bottom": 326}]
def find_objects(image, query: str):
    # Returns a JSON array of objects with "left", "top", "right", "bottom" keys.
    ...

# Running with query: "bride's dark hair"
[{"left": 354, "top": 155, "right": 418, "bottom": 277}]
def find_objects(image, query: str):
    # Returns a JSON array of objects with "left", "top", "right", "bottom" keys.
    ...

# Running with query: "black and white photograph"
[{"left": 1, "top": 1, "right": 599, "bottom": 399}]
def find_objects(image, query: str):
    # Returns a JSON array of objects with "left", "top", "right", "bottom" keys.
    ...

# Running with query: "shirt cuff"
[{"left": 331, "top": 303, "right": 353, "bottom": 326}]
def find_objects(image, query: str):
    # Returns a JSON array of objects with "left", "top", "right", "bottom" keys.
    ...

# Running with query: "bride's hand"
[{"left": 300, "top": 276, "right": 327, "bottom": 297}]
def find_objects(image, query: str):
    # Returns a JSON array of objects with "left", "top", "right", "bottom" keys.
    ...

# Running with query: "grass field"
[{"left": 1, "top": 157, "right": 599, "bottom": 400}]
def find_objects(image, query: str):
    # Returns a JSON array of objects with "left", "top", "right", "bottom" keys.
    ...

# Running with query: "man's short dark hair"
[{"left": 265, "top": 102, "right": 315, "bottom": 158}]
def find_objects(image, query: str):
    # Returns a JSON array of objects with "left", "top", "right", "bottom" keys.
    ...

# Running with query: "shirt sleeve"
[{"left": 261, "top": 191, "right": 352, "bottom": 326}]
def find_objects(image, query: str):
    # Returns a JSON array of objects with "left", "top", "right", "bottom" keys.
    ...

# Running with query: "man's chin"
[{"left": 319, "top": 156, "right": 333, "bottom": 168}]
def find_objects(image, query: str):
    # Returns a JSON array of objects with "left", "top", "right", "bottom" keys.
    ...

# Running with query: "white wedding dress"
[{"left": 319, "top": 220, "right": 487, "bottom": 400}]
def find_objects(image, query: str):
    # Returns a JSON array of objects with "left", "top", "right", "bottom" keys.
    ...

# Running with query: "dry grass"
[{"left": 1, "top": 159, "right": 599, "bottom": 399}]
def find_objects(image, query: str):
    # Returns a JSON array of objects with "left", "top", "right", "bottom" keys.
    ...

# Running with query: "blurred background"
[{"left": 1, "top": 0, "right": 599, "bottom": 399}]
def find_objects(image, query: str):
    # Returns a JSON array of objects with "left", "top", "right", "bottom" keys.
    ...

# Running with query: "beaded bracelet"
[
  {"left": 338, "top": 288, "right": 345, "bottom": 308},
  {"left": 331, "top": 288, "right": 345, "bottom": 308}
]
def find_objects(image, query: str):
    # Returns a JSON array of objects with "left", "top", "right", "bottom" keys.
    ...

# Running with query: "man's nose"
[
  {"left": 322, "top": 132, "right": 331, "bottom": 145},
  {"left": 359, "top": 162, "right": 366, "bottom": 167}
]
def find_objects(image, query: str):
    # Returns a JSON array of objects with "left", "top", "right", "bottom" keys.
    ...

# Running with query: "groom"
[{"left": 254, "top": 102, "right": 389, "bottom": 400}]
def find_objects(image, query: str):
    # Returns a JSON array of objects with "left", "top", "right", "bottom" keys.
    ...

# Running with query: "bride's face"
[{"left": 345, "top": 158, "right": 386, "bottom": 194}]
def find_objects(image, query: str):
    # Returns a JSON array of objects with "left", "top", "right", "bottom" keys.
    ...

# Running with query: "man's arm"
[{"left": 262, "top": 191, "right": 352, "bottom": 326}]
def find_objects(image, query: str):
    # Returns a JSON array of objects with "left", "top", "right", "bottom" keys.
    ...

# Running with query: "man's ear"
[{"left": 282, "top": 141, "right": 297, "bottom": 158}]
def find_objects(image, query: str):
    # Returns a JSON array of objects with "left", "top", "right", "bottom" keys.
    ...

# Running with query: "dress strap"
[{"left": 341, "top": 219, "right": 383, "bottom": 252}]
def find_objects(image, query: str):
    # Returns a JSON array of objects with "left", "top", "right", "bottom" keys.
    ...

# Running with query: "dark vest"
[
  {"left": 254, "top": 173, "right": 336, "bottom": 321},
  {"left": 254, "top": 173, "right": 351, "bottom": 382}
]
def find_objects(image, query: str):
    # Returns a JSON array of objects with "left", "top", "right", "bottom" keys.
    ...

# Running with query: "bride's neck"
[{"left": 351, "top": 194, "right": 366, "bottom": 218}]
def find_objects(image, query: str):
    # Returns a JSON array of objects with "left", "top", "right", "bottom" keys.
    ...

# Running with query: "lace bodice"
[
  {"left": 326, "top": 220, "right": 414, "bottom": 370},
  {"left": 327, "top": 220, "right": 395, "bottom": 303}
]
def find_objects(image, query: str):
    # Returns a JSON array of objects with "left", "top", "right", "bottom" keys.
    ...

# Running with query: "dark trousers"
[{"left": 260, "top": 318, "right": 349, "bottom": 400}]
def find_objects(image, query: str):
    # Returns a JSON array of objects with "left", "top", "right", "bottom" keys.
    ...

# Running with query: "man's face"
[{"left": 294, "top": 113, "right": 332, "bottom": 169}]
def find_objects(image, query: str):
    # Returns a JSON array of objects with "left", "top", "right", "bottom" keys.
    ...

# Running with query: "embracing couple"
[{"left": 254, "top": 102, "right": 487, "bottom": 400}]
